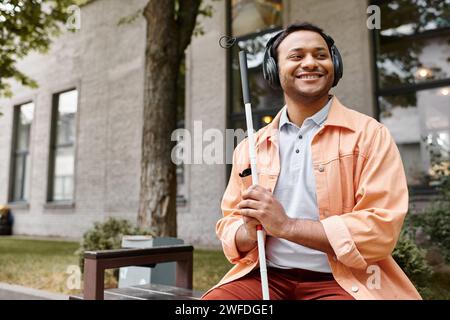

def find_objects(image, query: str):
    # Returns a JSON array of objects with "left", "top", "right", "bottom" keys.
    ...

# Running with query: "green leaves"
[
  {"left": 410, "top": 202, "right": 450, "bottom": 264},
  {"left": 393, "top": 229, "right": 434, "bottom": 297},
  {"left": 76, "top": 217, "right": 155, "bottom": 272},
  {"left": 0, "top": 0, "right": 77, "bottom": 98}
]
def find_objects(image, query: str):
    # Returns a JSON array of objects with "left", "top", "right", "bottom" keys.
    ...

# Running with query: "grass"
[
  {"left": 193, "top": 248, "right": 232, "bottom": 292},
  {"left": 0, "top": 236, "right": 231, "bottom": 295},
  {"left": 0, "top": 237, "right": 80, "bottom": 294},
  {"left": 1, "top": 237, "right": 448, "bottom": 299}
]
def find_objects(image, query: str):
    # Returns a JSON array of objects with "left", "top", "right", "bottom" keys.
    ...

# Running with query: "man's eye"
[{"left": 289, "top": 55, "right": 302, "bottom": 59}]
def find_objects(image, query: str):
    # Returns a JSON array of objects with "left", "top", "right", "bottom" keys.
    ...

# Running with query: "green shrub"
[
  {"left": 76, "top": 217, "right": 154, "bottom": 272},
  {"left": 409, "top": 202, "right": 450, "bottom": 264},
  {"left": 393, "top": 229, "right": 434, "bottom": 298}
]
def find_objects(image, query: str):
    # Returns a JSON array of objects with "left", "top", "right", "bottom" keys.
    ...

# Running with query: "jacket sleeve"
[
  {"left": 216, "top": 143, "right": 258, "bottom": 265},
  {"left": 321, "top": 125, "right": 408, "bottom": 269}
]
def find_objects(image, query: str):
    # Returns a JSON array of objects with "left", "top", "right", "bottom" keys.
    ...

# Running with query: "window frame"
[
  {"left": 47, "top": 88, "right": 79, "bottom": 204},
  {"left": 8, "top": 101, "right": 34, "bottom": 203}
]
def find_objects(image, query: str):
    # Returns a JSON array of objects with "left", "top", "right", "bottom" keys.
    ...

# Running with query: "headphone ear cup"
[
  {"left": 262, "top": 54, "right": 271, "bottom": 83},
  {"left": 263, "top": 30, "right": 283, "bottom": 88},
  {"left": 331, "top": 45, "right": 343, "bottom": 87},
  {"left": 265, "top": 57, "right": 280, "bottom": 88}
]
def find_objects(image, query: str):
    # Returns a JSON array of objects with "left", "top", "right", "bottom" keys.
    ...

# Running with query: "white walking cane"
[{"left": 238, "top": 50, "right": 270, "bottom": 300}]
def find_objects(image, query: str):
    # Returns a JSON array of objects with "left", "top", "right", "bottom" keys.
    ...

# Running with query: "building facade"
[{"left": 0, "top": 0, "right": 449, "bottom": 247}]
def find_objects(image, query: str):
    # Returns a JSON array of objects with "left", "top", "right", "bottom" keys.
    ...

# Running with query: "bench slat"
[
  {"left": 129, "top": 283, "right": 203, "bottom": 299},
  {"left": 84, "top": 245, "right": 193, "bottom": 259}
]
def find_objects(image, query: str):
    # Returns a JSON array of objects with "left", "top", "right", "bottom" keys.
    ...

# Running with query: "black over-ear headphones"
[{"left": 262, "top": 30, "right": 343, "bottom": 88}]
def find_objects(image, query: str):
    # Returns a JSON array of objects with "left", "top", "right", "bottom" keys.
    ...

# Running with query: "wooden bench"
[{"left": 73, "top": 244, "right": 203, "bottom": 300}]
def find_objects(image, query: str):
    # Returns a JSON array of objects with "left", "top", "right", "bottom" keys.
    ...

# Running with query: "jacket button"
[
  {"left": 351, "top": 286, "right": 359, "bottom": 293},
  {"left": 318, "top": 165, "right": 325, "bottom": 172}
]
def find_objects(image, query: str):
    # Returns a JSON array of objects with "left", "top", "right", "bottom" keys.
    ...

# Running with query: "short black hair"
[{"left": 271, "top": 22, "right": 334, "bottom": 63}]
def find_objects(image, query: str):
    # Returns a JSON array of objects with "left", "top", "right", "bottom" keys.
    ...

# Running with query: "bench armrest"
[{"left": 83, "top": 244, "right": 193, "bottom": 300}]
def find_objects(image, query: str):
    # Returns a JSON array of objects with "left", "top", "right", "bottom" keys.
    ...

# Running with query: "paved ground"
[{"left": 0, "top": 282, "right": 68, "bottom": 300}]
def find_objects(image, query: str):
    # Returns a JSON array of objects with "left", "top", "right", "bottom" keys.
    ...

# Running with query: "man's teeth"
[{"left": 298, "top": 75, "right": 321, "bottom": 79}]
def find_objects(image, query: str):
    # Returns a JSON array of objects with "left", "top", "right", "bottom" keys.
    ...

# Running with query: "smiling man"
[{"left": 203, "top": 22, "right": 421, "bottom": 300}]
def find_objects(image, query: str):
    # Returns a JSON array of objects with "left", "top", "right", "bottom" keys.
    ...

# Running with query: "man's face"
[{"left": 276, "top": 30, "right": 334, "bottom": 99}]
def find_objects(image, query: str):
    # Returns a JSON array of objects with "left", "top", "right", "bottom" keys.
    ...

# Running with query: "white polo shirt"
[{"left": 266, "top": 97, "right": 333, "bottom": 273}]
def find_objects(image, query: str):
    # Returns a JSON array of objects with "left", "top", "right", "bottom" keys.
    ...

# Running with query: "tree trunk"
[{"left": 138, "top": 0, "right": 201, "bottom": 236}]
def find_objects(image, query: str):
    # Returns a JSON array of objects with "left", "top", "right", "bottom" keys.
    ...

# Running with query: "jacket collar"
[
  {"left": 279, "top": 97, "right": 332, "bottom": 130},
  {"left": 323, "top": 96, "right": 356, "bottom": 132},
  {"left": 256, "top": 96, "right": 356, "bottom": 148}
]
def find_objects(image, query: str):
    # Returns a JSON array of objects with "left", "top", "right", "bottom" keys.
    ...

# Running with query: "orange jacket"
[{"left": 211, "top": 97, "right": 421, "bottom": 300}]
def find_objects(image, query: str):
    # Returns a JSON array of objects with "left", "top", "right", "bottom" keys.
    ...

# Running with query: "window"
[
  {"left": 232, "top": 0, "right": 283, "bottom": 37},
  {"left": 226, "top": 0, "right": 283, "bottom": 178},
  {"left": 228, "top": 0, "right": 284, "bottom": 134},
  {"left": 373, "top": 0, "right": 450, "bottom": 188},
  {"left": 48, "top": 89, "right": 78, "bottom": 202},
  {"left": 9, "top": 102, "right": 34, "bottom": 202}
]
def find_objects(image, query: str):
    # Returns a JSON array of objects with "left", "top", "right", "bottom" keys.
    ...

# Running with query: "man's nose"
[{"left": 301, "top": 54, "right": 318, "bottom": 70}]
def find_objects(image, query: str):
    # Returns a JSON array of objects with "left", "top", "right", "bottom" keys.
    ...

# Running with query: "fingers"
[
  {"left": 239, "top": 208, "right": 258, "bottom": 219},
  {"left": 237, "top": 199, "right": 260, "bottom": 210},
  {"left": 238, "top": 198, "right": 261, "bottom": 219},
  {"left": 239, "top": 185, "right": 274, "bottom": 222},
  {"left": 242, "top": 185, "right": 269, "bottom": 201}
]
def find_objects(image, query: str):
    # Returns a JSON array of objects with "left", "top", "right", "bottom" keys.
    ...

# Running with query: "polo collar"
[
  {"left": 256, "top": 96, "right": 356, "bottom": 148},
  {"left": 279, "top": 96, "right": 332, "bottom": 130}
]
